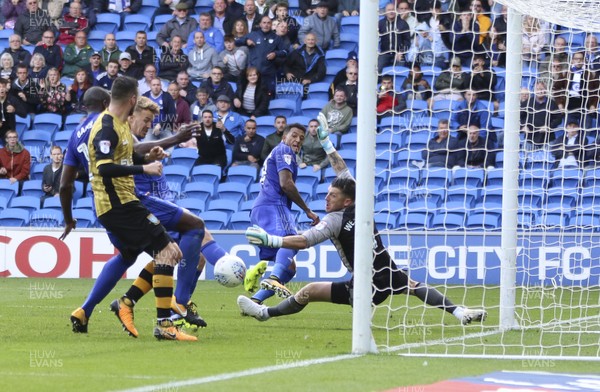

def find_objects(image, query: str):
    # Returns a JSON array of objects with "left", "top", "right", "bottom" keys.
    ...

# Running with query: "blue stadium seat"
[
  {"left": 215, "top": 182, "right": 246, "bottom": 203},
  {"left": 339, "top": 32, "right": 358, "bottom": 52},
  {"left": 207, "top": 199, "right": 238, "bottom": 219},
  {"left": 307, "top": 82, "right": 331, "bottom": 101},
  {"left": 269, "top": 99, "right": 297, "bottom": 117},
  {"left": 308, "top": 199, "right": 326, "bottom": 215},
  {"left": 388, "top": 168, "right": 420, "bottom": 189},
  {"left": 72, "top": 209, "right": 96, "bottom": 228},
  {"left": 431, "top": 99, "right": 460, "bottom": 121},
  {"left": 518, "top": 188, "right": 543, "bottom": 209},
  {"left": 41, "top": 196, "right": 63, "bottom": 210},
  {"left": 87, "top": 30, "right": 107, "bottom": 50},
  {"left": 139, "top": 0, "right": 158, "bottom": 17},
  {"left": 0, "top": 208, "right": 30, "bottom": 226},
  {"left": 53, "top": 131, "right": 72, "bottom": 151},
  {"left": 116, "top": 30, "right": 137, "bottom": 50},
  {"left": 63, "top": 113, "right": 84, "bottom": 132},
  {"left": 275, "top": 82, "right": 303, "bottom": 104},
  {"left": 375, "top": 149, "right": 396, "bottom": 170},
  {"left": 398, "top": 211, "right": 431, "bottom": 230},
  {"left": 374, "top": 213, "right": 398, "bottom": 231},
  {"left": 396, "top": 149, "right": 423, "bottom": 168},
  {"left": 239, "top": 199, "right": 254, "bottom": 211},
  {"left": 22, "top": 130, "right": 52, "bottom": 151},
  {"left": 404, "top": 131, "right": 430, "bottom": 151},
  {"left": 171, "top": 148, "right": 199, "bottom": 168},
  {"left": 452, "top": 168, "right": 485, "bottom": 188},
  {"left": 550, "top": 167, "right": 582, "bottom": 188},
  {"left": 95, "top": 13, "right": 121, "bottom": 34},
  {"left": 323, "top": 65, "right": 342, "bottom": 85},
  {"left": 540, "top": 211, "right": 569, "bottom": 231},
  {"left": 519, "top": 168, "right": 549, "bottom": 189},
  {"left": 546, "top": 186, "right": 578, "bottom": 209},
  {"left": 431, "top": 211, "right": 466, "bottom": 230},
  {"left": 405, "top": 99, "right": 429, "bottom": 115},
  {"left": 377, "top": 184, "right": 409, "bottom": 203},
  {"left": 226, "top": 165, "right": 257, "bottom": 188},
  {"left": 572, "top": 212, "right": 600, "bottom": 231},
  {"left": 340, "top": 16, "right": 359, "bottom": 35},
  {"left": 0, "top": 196, "right": 8, "bottom": 212},
  {"left": 583, "top": 167, "right": 600, "bottom": 187},
  {"left": 248, "top": 182, "right": 261, "bottom": 200},
  {"left": 163, "top": 164, "right": 190, "bottom": 188},
  {"left": 301, "top": 99, "right": 328, "bottom": 118},
  {"left": 21, "top": 180, "right": 44, "bottom": 199},
  {"left": 10, "top": 196, "right": 41, "bottom": 213},
  {"left": 75, "top": 197, "right": 94, "bottom": 210},
  {"left": 0, "top": 29, "right": 14, "bottom": 40},
  {"left": 323, "top": 166, "right": 354, "bottom": 183},
  {"left": 33, "top": 113, "right": 61, "bottom": 135},
  {"left": 295, "top": 182, "right": 314, "bottom": 202},
  {"left": 123, "top": 14, "right": 151, "bottom": 32},
  {"left": 228, "top": 210, "right": 251, "bottom": 230},
  {"left": 175, "top": 198, "right": 206, "bottom": 215},
  {"left": 296, "top": 169, "right": 321, "bottom": 188},
  {"left": 339, "top": 133, "right": 358, "bottom": 150},
  {"left": 446, "top": 185, "right": 478, "bottom": 207},
  {"left": 190, "top": 165, "right": 221, "bottom": 187},
  {"left": 195, "top": 0, "right": 213, "bottom": 14},
  {"left": 199, "top": 211, "right": 229, "bottom": 230},
  {"left": 421, "top": 167, "right": 451, "bottom": 188},
  {"left": 29, "top": 163, "right": 44, "bottom": 181},
  {"left": 254, "top": 116, "right": 276, "bottom": 138},
  {"left": 30, "top": 208, "right": 64, "bottom": 227},
  {"left": 0, "top": 180, "right": 19, "bottom": 202},
  {"left": 314, "top": 182, "right": 330, "bottom": 200},
  {"left": 325, "top": 49, "right": 349, "bottom": 69},
  {"left": 374, "top": 200, "right": 404, "bottom": 224},
  {"left": 466, "top": 212, "right": 500, "bottom": 230},
  {"left": 152, "top": 14, "right": 172, "bottom": 32},
  {"left": 338, "top": 149, "right": 357, "bottom": 168},
  {"left": 485, "top": 168, "right": 503, "bottom": 187},
  {"left": 182, "top": 182, "right": 214, "bottom": 203}
]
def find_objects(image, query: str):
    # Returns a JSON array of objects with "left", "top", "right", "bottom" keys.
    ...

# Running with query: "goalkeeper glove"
[
  {"left": 317, "top": 112, "right": 336, "bottom": 154},
  {"left": 245, "top": 225, "right": 283, "bottom": 248}
]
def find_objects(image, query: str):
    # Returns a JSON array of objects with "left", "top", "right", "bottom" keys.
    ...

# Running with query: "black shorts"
[
  {"left": 98, "top": 200, "right": 173, "bottom": 261},
  {"left": 331, "top": 269, "right": 410, "bottom": 306}
]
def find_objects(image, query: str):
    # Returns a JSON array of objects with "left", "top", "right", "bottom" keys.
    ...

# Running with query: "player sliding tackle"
[{"left": 238, "top": 113, "right": 487, "bottom": 325}]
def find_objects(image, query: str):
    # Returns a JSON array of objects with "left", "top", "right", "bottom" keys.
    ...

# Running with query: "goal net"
[{"left": 360, "top": 0, "right": 600, "bottom": 360}]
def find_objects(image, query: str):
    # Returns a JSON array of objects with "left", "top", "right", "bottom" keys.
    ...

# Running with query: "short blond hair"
[{"left": 135, "top": 96, "right": 160, "bottom": 116}]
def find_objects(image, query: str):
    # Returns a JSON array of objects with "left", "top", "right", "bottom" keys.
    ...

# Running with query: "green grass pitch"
[{"left": 0, "top": 278, "right": 598, "bottom": 392}]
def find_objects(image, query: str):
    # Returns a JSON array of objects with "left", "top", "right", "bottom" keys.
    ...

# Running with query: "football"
[{"left": 214, "top": 255, "right": 247, "bottom": 288}]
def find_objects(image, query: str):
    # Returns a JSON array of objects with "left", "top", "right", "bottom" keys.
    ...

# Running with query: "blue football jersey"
[
  {"left": 63, "top": 112, "right": 100, "bottom": 178},
  {"left": 253, "top": 142, "right": 298, "bottom": 209}
]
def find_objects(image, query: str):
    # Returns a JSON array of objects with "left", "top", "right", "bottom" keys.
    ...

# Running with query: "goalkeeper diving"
[{"left": 238, "top": 113, "right": 487, "bottom": 324}]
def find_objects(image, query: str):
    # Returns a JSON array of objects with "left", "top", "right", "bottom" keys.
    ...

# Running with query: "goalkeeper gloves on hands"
[
  {"left": 245, "top": 225, "right": 283, "bottom": 248},
  {"left": 317, "top": 112, "right": 336, "bottom": 154}
]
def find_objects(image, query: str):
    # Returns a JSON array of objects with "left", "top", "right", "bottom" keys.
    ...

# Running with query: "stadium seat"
[
  {"left": 388, "top": 168, "right": 420, "bottom": 189},
  {"left": 374, "top": 200, "right": 405, "bottom": 223},
  {"left": 540, "top": 211, "right": 569, "bottom": 231},
  {"left": 0, "top": 29, "right": 14, "bottom": 40},
  {"left": 226, "top": 165, "right": 257, "bottom": 188},
  {"left": 190, "top": 165, "right": 221, "bottom": 187},
  {"left": 518, "top": 188, "right": 543, "bottom": 209},
  {"left": 550, "top": 167, "right": 582, "bottom": 188},
  {"left": 325, "top": 49, "right": 350, "bottom": 69},
  {"left": 239, "top": 199, "right": 254, "bottom": 212},
  {"left": 275, "top": 82, "right": 304, "bottom": 104},
  {"left": 248, "top": 182, "right": 261, "bottom": 200},
  {"left": 175, "top": 198, "right": 206, "bottom": 215},
  {"left": 404, "top": 131, "right": 430, "bottom": 151},
  {"left": 466, "top": 212, "right": 500, "bottom": 230},
  {"left": 254, "top": 116, "right": 276, "bottom": 138},
  {"left": 323, "top": 65, "right": 342, "bottom": 85},
  {"left": 339, "top": 32, "right": 358, "bottom": 52},
  {"left": 519, "top": 168, "right": 549, "bottom": 189},
  {"left": 116, "top": 30, "right": 137, "bottom": 50},
  {"left": 339, "top": 133, "right": 358, "bottom": 150},
  {"left": 314, "top": 182, "right": 330, "bottom": 200},
  {"left": 377, "top": 184, "right": 409, "bottom": 203},
  {"left": 546, "top": 186, "right": 579, "bottom": 208},
  {"left": 472, "top": 199, "right": 503, "bottom": 218},
  {"left": 215, "top": 182, "right": 246, "bottom": 204},
  {"left": 323, "top": 166, "right": 355, "bottom": 183},
  {"left": 123, "top": 14, "right": 151, "bottom": 31},
  {"left": 375, "top": 132, "right": 403, "bottom": 152},
  {"left": 296, "top": 169, "right": 321, "bottom": 188},
  {"left": 398, "top": 211, "right": 432, "bottom": 230},
  {"left": 431, "top": 99, "right": 460, "bottom": 121},
  {"left": 75, "top": 197, "right": 94, "bottom": 210},
  {"left": 307, "top": 82, "right": 331, "bottom": 101},
  {"left": 374, "top": 213, "right": 398, "bottom": 231},
  {"left": 152, "top": 14, "right": 171, "bottom": 32},
  {"left": 30, "top": 208, "right": 64, "bottom": 228},
  {"left": 64, "top": 113, "right": 85, "bottom": 132},
  {"left": 0, "top": 180, "right": 19, "bottom": 202},
  {"left": 41, "top": 197, "right": 63, "bottom": 210},
  {"left": 301, "top": 99, "right": 328, "bottom": 118},
  {"left": 72, "top": 209, "right": 96, "bottom": 228},
  {"left": 340, "top": 16, "right": 359, "bottom": 35},
  {"left": 421, "top": 167, "right": 451, "bottom": 189},
  {"left": 29, "top": 163, "right": 45, "bottom": 180},
  {"left": 9, "top": 196, "right": 41, "bottom": 213},
  {"left": 53, "top": 131, "right": 72, "bottom": 151},
  {"left": 295, "top": 182, "right": 314, "bottom": 202},
  {"left": 182, "top": 182, "right": 214, "bottom": 203},
  {"left": 268, "top": 99, "right": 297, "bottom": 117},
  {"left": 33, "top": 113, "right": 61, "bottom": 135},
  {"left": 22, "top": 130, "right": 52, "bottom": 151},
  {"left": 195, "top": 0, "right": 213, "bottom": 14},
  {"left": 87, "top": 30, "right": 107, "bottom": 50},
  {"left": 95, "top": 13, "right": 121, "bottom": 34},
  {"left": 0, "top": 208, "right": 30, "bottom": 226},
  {"left": 139, "top": 0, "right": 158, "bottom": 17},
  {"left": 228, "top": 210, "right": 251, "bottom": 230},
  {"left": 21, "top": 180, "right": 45, "bottom": 199},
  {"left": 170, "top": 148, "right": 199, "bottom": 168},
  {"left": 572, "top": 212, "right": 600, "bottom": 231},
  {"left": 308, "top": 199, "right": 326, "bottom": 215},
  {"left": 207, "top": 199, "right": 238, "bottom": 219},
  {"left": 485, "top": 168, "right": 503, "bottom": 187},
  {"left": 163, "top": 164, "right": 190, "bottom": 188},
  {"left": 338, "top": 149, "right": 357, "bottom": 168},
  {"left": 396, "top": 149, "right": 423, "bottom": 168},
  {"left": 446, "top": 185, "right": 478, "bottom": 207},
  {"left": 375, "top": 149, "right": 396, "bottom": 170},
  {"left": 405, "top": 99, "right": 429, "bottom": 115},
  {"left": 452, "top": 168, "right": 485, "bottom": 188},
  {"left": 199, "top": 211, "right": 229, "bottom": 230},
  {"left": 0, "top": 196, "right": 8, "bottom": 212},
  {"left": 431, "top": 211, "right": 466, "bottom": 230}
]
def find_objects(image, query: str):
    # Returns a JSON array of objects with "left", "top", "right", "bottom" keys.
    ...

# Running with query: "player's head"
[
  {"left": 327, "top": 176, "right": 355, "bottom": 212},
  {"left": 110, "top": 76, "right": 139, "bottom": 115},
  {"left": 83, "top": 86, "right": 111, "bottom": 114},
  {"left": 282, "top": 123, "right": 306, "bottom": 153},
  {"left": 128, "top": 96, "right": 160, "bottom": 139}
]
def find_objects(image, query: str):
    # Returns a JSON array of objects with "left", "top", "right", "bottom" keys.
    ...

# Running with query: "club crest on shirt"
[
  {"left": 99, "top": 140, "right": 111, "bottom": 154},
  {"left": 315, "top": 221, "right": 328, "bottom": 231},
  {"left": 283, "top": 154, "right": 292, "bottom": 165},
  {"left": 268, "top": 39, "right": 273, "bottom": 44},
  {"left": 147, "top": 214, "right": 159, "bottom": 225}
]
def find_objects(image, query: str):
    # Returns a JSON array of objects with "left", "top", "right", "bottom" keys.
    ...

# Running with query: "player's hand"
[
  {"left": 306, "top": 210, "right": 320, "bottom": 226},
  {"left": 317, "top": 112, "right": 336, "bottom": 154},
  {"left": 147, "top": 146, "right": 166, "bottom": 161},
  {"left": 177, "top": 122, "right": 201, "bottom": 141},
  {"left": 59, "top": 220, "right": 77, "bottom": 241},
  {"left": 245, "top": 225, "right": 283, "bottom": 248},
  {"left": 143, "top": 161, "right": 163, "bottom": 176}
]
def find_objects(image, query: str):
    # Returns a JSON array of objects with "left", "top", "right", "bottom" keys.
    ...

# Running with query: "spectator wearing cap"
[
  {"left": 284, "top": 32, "right": 326, "bottom": 93},
  {"left": 187, "top": 31, "right": 224, "bottom": 82},
  {"left": 63, "top": 31, "right": 94, "bottom": 78},
  {"left": 299, "top": 0, "right": 337, "bottom": 17},
  {"left": 143, "top": 77, "right": 177, "bottom": 140},
  {"left": 158, "top": 35, "right": 190, "bottom": 81},
  {"left": 156, "top": 2, "right": 199, "bottom": 49},
  {"left": 95, "top": 59, "right": 122, "bottom": 90},
  {"left": 298, "top": 2, "right": 340, "bottom": 51},
  {"left": 99, "top": 33, "right": 122, "bottom": 68},
  {"left": 57, "top": 1, "right": 89, "bottom": 46},
  {"left": 2, "top": 35, "right": 32, "bottom": 69},
  {"left": 118, "top": 51, "right": 140, "bottom": 79},
  {"left": 214, "top": 94, "right": 246, "bottom": 138},
  {"left": 33, "top": 30, "right": 63, "bottom": 72},
  {"left": 236, "top": 15, "right": 288, "bottom": 93},
  {"left": 330, "top": 50, "right": 357, "bottom": 95},
  {"left": 83, "top": 51, "right": 105, "bottom": 83},
  {"left": 125, "top": 31, "right": 158, "bottom": 77},
  {"left": 199, "top": 66, "right": 236, "bottom": 102},
  {"left": 152, "top": 0, "right": 195, "bottom": 24},
  {"left": 14, "top": 0, "right": 53, "bottom": 46},
  {"left": 377, "top": 2, "right": 410, "bottom": 72}
]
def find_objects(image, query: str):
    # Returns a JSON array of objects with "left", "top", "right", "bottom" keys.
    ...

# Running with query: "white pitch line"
[{"left": 112, "top": 354, "right": 359, "bottom": 392}]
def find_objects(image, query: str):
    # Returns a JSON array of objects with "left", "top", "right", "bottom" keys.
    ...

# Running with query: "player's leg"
[
  {"left": 238, "top": 282, "right": 334, "bottom": 321},
  {"left": 70, "top": 253, "right": 136, "bottom": 333}
]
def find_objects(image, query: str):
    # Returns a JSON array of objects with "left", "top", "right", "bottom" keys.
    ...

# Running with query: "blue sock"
[
  {"left": 188, "top": 269, "right": 202, "bottom": 299},
  {"left": 200, "top": 240, "right": 227, "bottom": 266},
  {"left": 252, "top": 249, "right": 297, "bottom": 303},
  {"left": 174, "top": 228, "right": 204, "bottom": 305},
  {"left": 252, "top": 287, "right": 274, "bottom": 303},
  {"left": 81, "top": 254, "right": 134, "bottom": 318}
]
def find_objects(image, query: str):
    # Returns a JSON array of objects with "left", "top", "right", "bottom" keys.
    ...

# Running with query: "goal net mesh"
[{"left": 368, "top": 0, "right": 600, "bottom": 359}]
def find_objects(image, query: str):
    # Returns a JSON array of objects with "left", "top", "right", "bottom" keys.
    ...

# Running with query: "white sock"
[{"left": 452, "top": 306, "right": 465, "bottom": 320}]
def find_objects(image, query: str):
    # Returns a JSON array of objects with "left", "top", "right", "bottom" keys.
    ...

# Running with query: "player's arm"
[
  {"left": 246, "top": 214, "right": 339, "bottom": 249},
  {"left": 317, "top": 112, "right": 348, "bottom": 175},
  {"left": 134, "top": 122, "right": 200, "bottom": 154},
  {"left": 279, "top": 169, "right": 319, "bottom": 224},
  {"left": 58, "top": 164, "right": 79, "bottom": 240}
]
